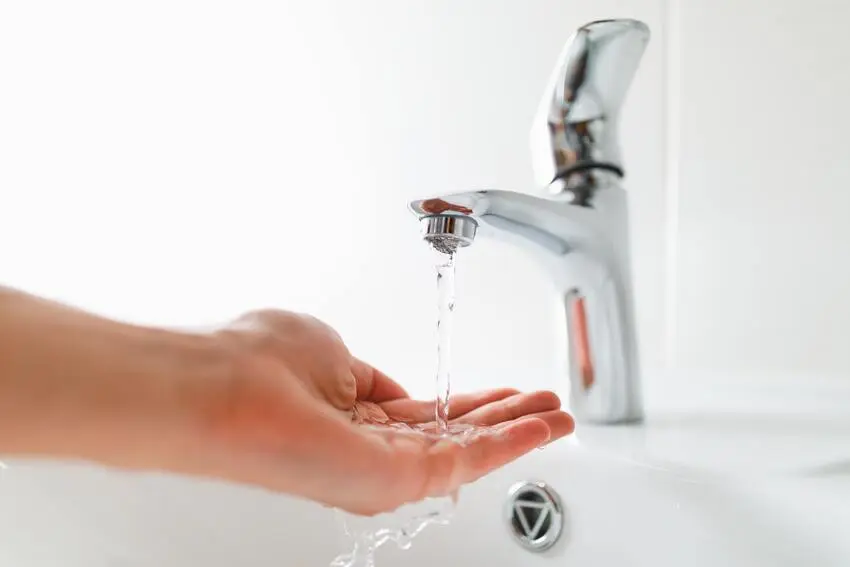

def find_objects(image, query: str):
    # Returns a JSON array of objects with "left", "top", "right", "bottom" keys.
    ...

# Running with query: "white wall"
[
  {"left": 670, "top": 0, "right": 850, "bottom": 383},
  {"left": 3, "top": 0, "right": 842, "bottom": 407},
  {"left": 0, "top": 0, "right": 667, "bottom": 405}
]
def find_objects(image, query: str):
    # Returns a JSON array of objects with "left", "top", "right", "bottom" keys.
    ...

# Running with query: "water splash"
[
  {"left": 330, "top": 420, "right": 500, "bottom": 567},
  {"left": 331, "top": 494, "right": 455, "bottom": 567}
]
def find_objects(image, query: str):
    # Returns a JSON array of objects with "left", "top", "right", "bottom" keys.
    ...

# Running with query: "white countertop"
[{"left": 575, "top": 371, "right": 850, "bottom": 478}]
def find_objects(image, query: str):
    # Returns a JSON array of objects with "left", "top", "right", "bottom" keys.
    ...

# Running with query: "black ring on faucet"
[{"left": 555, "top": 161, "right": 624, "bottom": 181}]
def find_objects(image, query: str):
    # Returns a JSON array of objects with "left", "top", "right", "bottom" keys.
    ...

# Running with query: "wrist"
[
  {"left": 79, "top": 324, "right": 231, "bottom": 470},
  {"left": 0, "top": 287, "right": 230, "bottom": 469}
]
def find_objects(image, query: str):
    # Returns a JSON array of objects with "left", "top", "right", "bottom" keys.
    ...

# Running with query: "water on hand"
[{"left": 329, "top": 237, "right": 488, "bottom": 567}]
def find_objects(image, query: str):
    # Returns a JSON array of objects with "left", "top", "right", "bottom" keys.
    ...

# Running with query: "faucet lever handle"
[{"left": 529, "top": 19, "right": 650, "bottom": 190}]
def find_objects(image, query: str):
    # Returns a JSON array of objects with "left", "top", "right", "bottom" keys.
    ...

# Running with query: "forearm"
[{"left": 0, "top": 286, "right": 222, "bottom": 467}]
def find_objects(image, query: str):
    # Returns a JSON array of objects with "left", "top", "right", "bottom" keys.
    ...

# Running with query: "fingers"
[
  {"left": 379, "top": 388, "right": 520, "bottom": 424},
  {"left": 447, "top": 388, "right": 522, "bottom": 418},
  {"left": 350, "top": 357, "right": 409, "bottom": 403},
  {"left": 458, "top": 417, "right": 553, "bottom": 484},
  {"left": 420, "top": 417, "right": 552, "bottom": 498},
  {"left": 520, "top": 409, "right": 575, "bottom": 442},
  {"left": 340, "top": 408, "right": 572, "bottom": 515},
  {"left": 453, "top": 390, "right": 562, "bottom": 427}
]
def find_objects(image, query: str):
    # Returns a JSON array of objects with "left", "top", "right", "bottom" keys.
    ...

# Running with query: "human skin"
[{"left": 0, "top": 286, "right": 574, "bottom": 515}]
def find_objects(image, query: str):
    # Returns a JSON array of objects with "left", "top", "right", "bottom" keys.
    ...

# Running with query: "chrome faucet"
[{"left": 409, "top": 19, "right": 650, "bottom": 424}]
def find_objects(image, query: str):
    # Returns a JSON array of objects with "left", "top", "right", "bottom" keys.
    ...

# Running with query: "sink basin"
[{"left": 1, "top": 383, "right": 849, "bottom": 566}]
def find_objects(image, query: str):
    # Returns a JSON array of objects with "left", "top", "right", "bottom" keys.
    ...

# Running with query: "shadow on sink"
[
  {"left": 573, "top": 410, "right": 850, "bottom": 479},
  {"left": 795, "top": 459, "right": 850, "bottom": 477}
]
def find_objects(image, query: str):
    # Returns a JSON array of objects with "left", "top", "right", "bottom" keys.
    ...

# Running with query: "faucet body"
[{"left": 410, "top": 19, "right": 650, "bottom": 424}]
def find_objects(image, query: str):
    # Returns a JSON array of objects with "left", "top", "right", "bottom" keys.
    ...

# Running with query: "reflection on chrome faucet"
[{"left": 409, "top": 19, "right": 650, "bottom": 424}]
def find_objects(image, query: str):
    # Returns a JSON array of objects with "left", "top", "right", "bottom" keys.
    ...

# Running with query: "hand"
[
  {"left": 0, "top": 287, "right": 573, "bottom": 517},
  {"left": 168, "top": 310, "right": 575, "bottom": 516}
]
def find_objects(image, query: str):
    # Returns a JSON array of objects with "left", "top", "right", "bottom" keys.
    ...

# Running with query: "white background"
[{"left": 1, "top": 0, "right": 846, "bottom": 406}]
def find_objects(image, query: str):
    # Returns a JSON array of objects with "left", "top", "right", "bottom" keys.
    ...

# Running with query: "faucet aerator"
[{"left": 420, "top": 215, "right": 478, "bottom": 255}]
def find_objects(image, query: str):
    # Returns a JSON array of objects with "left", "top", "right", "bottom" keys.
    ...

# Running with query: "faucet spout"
[{"left": 409, "top": 19, "right": 650, "bottom": 424}]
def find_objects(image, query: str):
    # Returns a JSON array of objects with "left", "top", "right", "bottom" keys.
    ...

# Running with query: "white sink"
[{"left": 2, "top": 382, "right": 849, "bottom": 566}]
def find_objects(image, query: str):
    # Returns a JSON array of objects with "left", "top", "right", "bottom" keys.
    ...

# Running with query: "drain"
[{"left": 504, "top": 481, "right": 564, "bottom": 552}]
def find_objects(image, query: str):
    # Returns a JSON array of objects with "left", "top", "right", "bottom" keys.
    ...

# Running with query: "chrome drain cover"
[{"left": 504, "top": 481, "right": 564, "bottom": 552}]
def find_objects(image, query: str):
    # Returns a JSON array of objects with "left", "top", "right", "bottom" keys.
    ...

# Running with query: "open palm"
[
  {"left": 185, "top": 311, "right": 575, "bottom": 517},
  {"left": 335, "top": 360, "right": 575, "bottom": 514}
]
